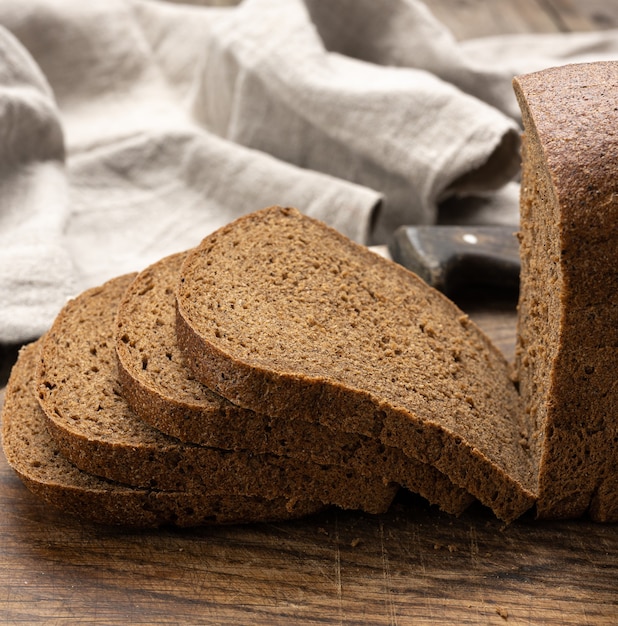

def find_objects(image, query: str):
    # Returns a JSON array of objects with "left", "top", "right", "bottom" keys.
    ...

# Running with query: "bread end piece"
[{"left": 513, "top": 62, "right": 618, "bottom": 521}]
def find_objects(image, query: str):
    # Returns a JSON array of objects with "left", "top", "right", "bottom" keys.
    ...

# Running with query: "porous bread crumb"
[
  {"left": 177, "top": 206, "right": 536, "bottom": 522},
  {"left": 1, "top": 341, "right": 326, "bottom": 527},
  {"left": 116, "top": 250, "right": 473, "bottom": 515},
  {"left": 36, "top": 274, "right": 398, "bottom": 514}
]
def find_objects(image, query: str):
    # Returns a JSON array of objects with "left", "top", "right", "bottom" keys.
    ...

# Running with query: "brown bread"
[
  {"left": 1, "top": 341, "right": 326, "bottom": 527},
  {"left": 36, "top": 274, "right": 398, "bottom": 514},
  {"left": 116, "top": 251, "right": 474, "bottom": 515},
  {"left": 513, "top": 62, "right": 618, "bottom": 521},
  {"left": 176, "top": 206, "right": 536, "bottom": 523}
]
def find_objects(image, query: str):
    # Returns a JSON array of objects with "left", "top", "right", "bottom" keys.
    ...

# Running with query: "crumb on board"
[
  {"left": 432, "top": 543, "right": 458, "bottom": 552},
  {"left": 496, "top": 606, "right": 509, "bottom": 620}
]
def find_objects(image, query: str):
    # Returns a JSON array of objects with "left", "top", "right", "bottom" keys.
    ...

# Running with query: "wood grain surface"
[
  {"left": 1, "top": 477, "right": 617, "bottom": 625},
  {"left": 2, "top": 1, "right": 618, "bottom": 624}
]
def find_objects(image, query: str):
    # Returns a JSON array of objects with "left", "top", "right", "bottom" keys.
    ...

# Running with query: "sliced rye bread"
[
  {"left": 513, "top": 62, "right": 618, "bottom": 522},
  {"left": 36, "top": 274, "right": 398, "bottom": 514},
  {"left": 115, "top": 251, "right": 474, "bottom": 516},
  {"left": 176, "top": 206, "right": 537, "bottom": 523},
  {"left": 1, "top": 341, "right": 326, "bottom": 527}
]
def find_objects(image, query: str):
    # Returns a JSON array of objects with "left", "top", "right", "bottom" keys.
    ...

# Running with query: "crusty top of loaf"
[
  {"left": 513, "top": 61, "right": 618, "bottom": 320},
  {"left": 176, "top": 206, "right": 536, "bottom": 522},
  {"left": 513, "top": 62, "right": 618, "bottom": 237}
]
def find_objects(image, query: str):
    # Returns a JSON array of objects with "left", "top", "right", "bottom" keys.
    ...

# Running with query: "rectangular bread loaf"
[{"left": 513, "top": 61, "right": 618, "bottom": 521}]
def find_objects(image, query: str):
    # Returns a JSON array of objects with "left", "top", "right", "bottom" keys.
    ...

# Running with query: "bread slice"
[
  {"left": 36, "top": 274, "right": 398, "bottom": 514},
  {"left": 116, "top": 251, "right": 474, "bottom": 515},
  {"left": 513, "top": 62, "right": 618, "bottom": 521},
  {"left": 2, "top": 341, "right": 326, "bottom": 527},
  {"left": 176, "top": 206, "right": 537, "bottom": 523}
]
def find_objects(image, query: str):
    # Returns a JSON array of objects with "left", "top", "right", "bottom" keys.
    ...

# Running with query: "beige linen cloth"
[{"left": 0, "top": 0, "right": 617, "bottom": 343}]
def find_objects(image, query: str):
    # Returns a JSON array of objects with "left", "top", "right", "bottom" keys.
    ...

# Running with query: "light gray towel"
[
  {"left": 0, "top": 0, "right": 617, "bottom": 342},
  {"left": 0, "top": 27, "right": 77, "bottom": 342}
]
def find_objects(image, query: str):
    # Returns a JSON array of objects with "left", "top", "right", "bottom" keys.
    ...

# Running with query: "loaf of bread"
[
  {"left": 115, "top": 251, "right": 474, "bottom": 515},
  {"left": 513, "top": 62, "right": 618, "bottom": 521},
  {"left": 36, "top": 273, "right": 398, "bottom": 514},
  {"left": 2, "top": 341, "right": 326, "bottom": 527},
  {"left": 6, "top": 77, "right": 615, "bottom": 526},
  {"left": 176, "top": 206, "right": 536, "bottom": 523}
]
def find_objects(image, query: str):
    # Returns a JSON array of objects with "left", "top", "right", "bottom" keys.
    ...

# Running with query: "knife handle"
[{"left": 388, "top": 225, "right": 520, "bottom": 296}]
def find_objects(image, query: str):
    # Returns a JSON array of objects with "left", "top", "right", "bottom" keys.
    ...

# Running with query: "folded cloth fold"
[
  {"left": 196, "top": 0, "right": 521, "bottom": 242},
  {"left": 0, "top": 28, "right": 76, "bottom": 343},
  {"left": 66, "top": 128, "right": 382, "bottom": 289},
  {"left": 0, "top": 0, "right": 617, "bottom": 343}
]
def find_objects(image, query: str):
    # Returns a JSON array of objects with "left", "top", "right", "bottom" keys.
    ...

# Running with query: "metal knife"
[{"left": 388, "top": 225, "right": 520, "bottom": 297}]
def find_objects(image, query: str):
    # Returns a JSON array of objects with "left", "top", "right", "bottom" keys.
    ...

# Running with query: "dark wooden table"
[{"left": 2, "top": 1, "right": 618, "bottom": 624}]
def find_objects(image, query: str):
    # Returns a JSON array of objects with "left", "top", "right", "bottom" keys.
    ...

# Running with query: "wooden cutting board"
[{"left": 1, "top": 299, "right": 617, "bottom": 626}]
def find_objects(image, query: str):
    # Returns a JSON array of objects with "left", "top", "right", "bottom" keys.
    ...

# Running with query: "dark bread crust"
[
  {"left": 513, "top": 62, "right": 618, "bottom": 521},
  {"left": 176, "top": 206, "right": 536, "bottom": 522},
  {"left": 1, "top": 341, "right": 326, "bottom": 527},
  {"left": 36, "top": 274, "right": 397, "bottom": 514},
  {"left": 116, "top": 251, "right": 474, "bottom": 516}
]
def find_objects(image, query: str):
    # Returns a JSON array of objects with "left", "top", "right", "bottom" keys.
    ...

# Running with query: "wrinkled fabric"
[{"left": 0, "top": 0, "right": 617, "bottom": 342}]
